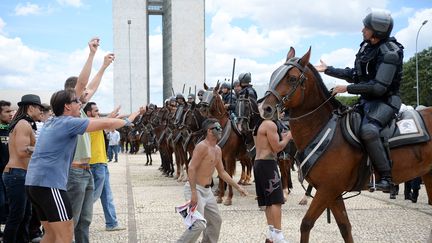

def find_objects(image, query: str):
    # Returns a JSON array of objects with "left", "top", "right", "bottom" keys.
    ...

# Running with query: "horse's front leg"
[
  {"left": 300, "top": 189, "right": 332, "bottom": 243},
  {"left": 329, "top": 197, "right": 353, "bottom": 243},
  {"left": 216, "top": 177, "right": 224, "bottom": 204},
  {"left": 224, "top": 158, "right": 236, "bottom": 206},
  {"left": 238, "top": 163, "right": 245, "bottom": 185}
]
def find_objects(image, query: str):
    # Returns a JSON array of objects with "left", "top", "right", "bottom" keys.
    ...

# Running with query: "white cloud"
[
  {"left": 0, "top": 33, "right": 116, "bottom": 111},
  {"left": 15, "top": 2, "right": 43, "bottom": 16},
  {"left": 57, "top": 0, "right": 83, "bottom": 8},
  {"left": 395, "top": 8, "right": 432, "bottom": 60}
]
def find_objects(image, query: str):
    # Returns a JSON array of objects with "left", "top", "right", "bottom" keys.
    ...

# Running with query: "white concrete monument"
[{"left": 113, "top": 0, "right": 205, "bottom": 112}]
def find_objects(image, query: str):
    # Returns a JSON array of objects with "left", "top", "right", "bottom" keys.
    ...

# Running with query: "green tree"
[{"left": 401, "top": 47, "right": 432, "bottom": 107}]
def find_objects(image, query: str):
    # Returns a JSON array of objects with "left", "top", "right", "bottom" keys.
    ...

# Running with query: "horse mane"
[{"left": 307, "top": 63, "right": 342, "bottom": 110}]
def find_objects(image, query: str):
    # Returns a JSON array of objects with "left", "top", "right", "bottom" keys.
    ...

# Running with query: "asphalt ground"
[{"left": 88, "top": 152, "right": 432, "bottom": 243}]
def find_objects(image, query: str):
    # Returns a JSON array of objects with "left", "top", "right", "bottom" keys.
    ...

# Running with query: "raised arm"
[
  {"left": 86, "top": 53, "right": 115, "bottom": 100},
  {"left": 75, "top": 37, "right": 99, "bottom": 97}
]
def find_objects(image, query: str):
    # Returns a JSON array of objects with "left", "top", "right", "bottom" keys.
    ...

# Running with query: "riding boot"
[{"left": 363, "top": 134, "right": 392, "bottom": 192}]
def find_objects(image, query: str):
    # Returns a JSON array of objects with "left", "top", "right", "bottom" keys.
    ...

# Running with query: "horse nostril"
[{"left": 264, "top": 106, "right": 273, "bottom": 113}]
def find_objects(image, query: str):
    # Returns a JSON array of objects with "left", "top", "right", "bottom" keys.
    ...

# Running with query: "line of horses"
[{"left": 119, "top": 47, "right": 432, "bottom": 242}]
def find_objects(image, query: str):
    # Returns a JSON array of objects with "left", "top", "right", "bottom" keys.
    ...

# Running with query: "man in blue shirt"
[{"left": 25, "top": 89, "right": 138, "bottom": 243}]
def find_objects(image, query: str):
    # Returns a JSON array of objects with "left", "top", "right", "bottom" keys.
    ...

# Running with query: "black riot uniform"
[
  {"left": 220, "top": 83, "right": 237, "bottom": 112},
  {"left": 324, "top": 10, "right": 404, "bottom": 191}
]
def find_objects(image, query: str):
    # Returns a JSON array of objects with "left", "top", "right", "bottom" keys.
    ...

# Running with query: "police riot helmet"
[
  {"left": 363, "top": 10, "right": 393, "bottom": 39},
  {"left": 148, "top": 103, "right": 156, "bottom": 110},
  {"left": 187, "top": 93, "right": 196, "bottom": 100},
  {"left": 176, "top": 93, "right": 185, "bottom": 101},
  {"left": 197, "top": 89, "right": 204, "bottom": 96},
  {"left": 238, "top": 72, "right": 251, "bottom": 86},
  {"left": 233, "top": 80, "right": 240, "bottom": 87},
  {"left": 169, "top": 96, "right": 176, "bottom": 103},
  {"left": 221, "top": 82, "right": 231, "bottom": 90}
]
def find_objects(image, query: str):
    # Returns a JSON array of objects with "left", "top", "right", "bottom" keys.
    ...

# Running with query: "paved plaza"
[{"left": 89, "top": 152, "right": 432, "bottom": 243}]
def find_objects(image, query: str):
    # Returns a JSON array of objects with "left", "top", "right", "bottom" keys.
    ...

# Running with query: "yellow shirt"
[{"left": 89, "top": 130, "right": 107, "bottom": 164}]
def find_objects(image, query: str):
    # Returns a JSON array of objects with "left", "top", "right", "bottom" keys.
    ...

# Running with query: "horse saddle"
[
  {"left": 217, "top": 119, "right": 242, "bottom": 148},
  {"left": 341, "top": 109, "right": 430, "bottom": 149}
]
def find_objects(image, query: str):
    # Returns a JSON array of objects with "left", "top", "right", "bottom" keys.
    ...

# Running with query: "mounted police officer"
[
  {"left": 220, "top": 82, "right": 236, "bottom": 112},
  {"left": 174, "top": 93, "right": 188, "bottom": 126},
  {"left": 187, "top": 93, "right": 196, "bottom": 106},
  {"left": 197, "top": 89, "right": 205, "bottom": 103},
  {"left": 316, "top": 10, "right": 404, "bottom": 192},
  {"left": 238, "top": 72, "right": 258, "bottom": 100},
  {"left": 237, "top": 73, "right": 259, "bottom": 154}
]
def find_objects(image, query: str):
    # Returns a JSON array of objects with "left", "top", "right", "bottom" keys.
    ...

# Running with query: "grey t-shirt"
[{"left": 25, "top": 115, "right": 89, "bottom": 190}]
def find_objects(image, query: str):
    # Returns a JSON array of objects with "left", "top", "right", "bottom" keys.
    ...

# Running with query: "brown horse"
[
  {"left": 151, "top": 106, "right": 175, "bottom": 177},
  {"left": 261, "top": 47, "right": 432, "bottom": 243},
  {"left": 200, "top": 83, "right": 251, "bottom": 206}
]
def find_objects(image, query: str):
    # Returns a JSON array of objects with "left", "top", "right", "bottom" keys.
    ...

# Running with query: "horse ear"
[
  {"left": 214, "top": 81, "right": 220, "bottom": 93},
  {"left": 204, "top": 82, "right": 209, "bottom": 90},
  {"left": 299, "top": 46, "right": 311, "bottom": 68},
  {"left": 286, "top": 47, "right": 295, "bottom": 61}
]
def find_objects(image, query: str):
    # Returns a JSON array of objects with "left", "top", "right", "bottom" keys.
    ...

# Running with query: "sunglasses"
[
  {"left": 70, "top": 98, "right": 80, "bottom": 103},
  {"left": 209, "top": 125, "right": 222, "bottom": 132}
]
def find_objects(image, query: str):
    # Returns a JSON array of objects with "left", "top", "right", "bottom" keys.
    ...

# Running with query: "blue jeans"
[
  {"left": 0, "top": 171, "right": 8, "bottom": 224},
  {"left": 67, "top": 168, "right": 94, "bottom": 243},
  {"left": 2, "top": 169, "right": 31, "bottom": 243},
  {"left": 108, "top": 145, "right": 119, "bottom": 162},
  {"left": 90, "top": 163, "right": 118, "bottom": 228}
]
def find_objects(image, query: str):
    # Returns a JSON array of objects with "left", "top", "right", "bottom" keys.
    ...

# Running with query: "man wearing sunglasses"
[{"left": 177, "top": 118, "right": 247, "bottom": 243}]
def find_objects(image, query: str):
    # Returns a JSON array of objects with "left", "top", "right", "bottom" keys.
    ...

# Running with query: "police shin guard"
[
  {"left": 361, "top": 125, "right": 392, "bottom": 192},
  {"left": 365, "top": 139, "right": 392, "bottom": 192}
]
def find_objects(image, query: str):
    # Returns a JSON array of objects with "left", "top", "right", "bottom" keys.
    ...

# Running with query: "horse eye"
[{"left": 287, "top": 76, "right": 297, "bottom": 84}]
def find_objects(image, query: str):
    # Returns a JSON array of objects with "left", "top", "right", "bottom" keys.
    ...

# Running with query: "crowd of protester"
[{"left": 0, "top": 38, "right": 139, "bottom": 243}]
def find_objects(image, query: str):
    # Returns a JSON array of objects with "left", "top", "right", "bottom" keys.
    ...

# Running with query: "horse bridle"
[{"left": 264, "top": 58, "right": 308, "bottom": 108}]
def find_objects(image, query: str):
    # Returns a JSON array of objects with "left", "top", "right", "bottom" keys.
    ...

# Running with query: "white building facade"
[{"left": 113, "top": 0, "right": 205, "bottom": 112}]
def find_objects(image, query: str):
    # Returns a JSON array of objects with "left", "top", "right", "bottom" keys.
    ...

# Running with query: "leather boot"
[{"left": 363, "top": 133, "right": 392, "bottom": 192}]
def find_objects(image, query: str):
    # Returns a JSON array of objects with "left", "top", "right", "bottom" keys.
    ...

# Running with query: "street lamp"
[
  {"left": 415, "top": 19, "right": 428, "bottom": 107},
  {"left": 128, "top": 19, "right": 132, "bottom": 113}
]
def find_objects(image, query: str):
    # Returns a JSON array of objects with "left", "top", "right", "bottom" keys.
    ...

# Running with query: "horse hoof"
[
  {"left": 299, "top": 198, "right": 308, "bottom": 205},
  {"left": 216, "top": 197, "right": 223, "bottom": 204},
  {"left": 223, "top": 200, "right": 232, "bottom": 206}
]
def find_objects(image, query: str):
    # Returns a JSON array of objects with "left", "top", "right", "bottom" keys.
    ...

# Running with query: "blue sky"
[{"left": 0, "top": 0, "right": 431, "bottom": 111}]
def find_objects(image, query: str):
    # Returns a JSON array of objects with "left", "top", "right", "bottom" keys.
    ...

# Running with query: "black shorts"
[
  {"left": 253, "top": 159, "right": 284, "bottom": 207},
  {"left": 26, "top": 186, "right": 73, "bottom": 222}
]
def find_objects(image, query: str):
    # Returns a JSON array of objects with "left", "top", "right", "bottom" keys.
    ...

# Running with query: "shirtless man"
[
  {"left": 3, "top": 94, "right": 43, "bottom": 243},
  {"left": 254, "top": 116, "right": 292, "bottom": 243},
  {"left": 177, "top": 118, "right": 247, "bottom": 243}
]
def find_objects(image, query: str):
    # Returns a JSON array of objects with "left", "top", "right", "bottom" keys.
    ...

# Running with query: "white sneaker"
[{"left": 31, "top": 236, "right": 42, "bottom": 243}]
